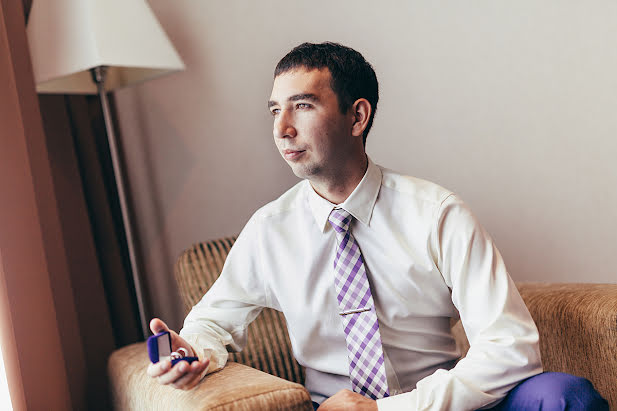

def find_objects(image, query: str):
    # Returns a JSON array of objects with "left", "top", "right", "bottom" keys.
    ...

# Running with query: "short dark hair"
[{"left": 274, "top": 42, "right": 379, "bottom": 145}]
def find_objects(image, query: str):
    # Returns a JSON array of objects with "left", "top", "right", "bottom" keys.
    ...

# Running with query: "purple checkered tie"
[{"left": 328, "top": 208, "right": 389, "bottom": 400}]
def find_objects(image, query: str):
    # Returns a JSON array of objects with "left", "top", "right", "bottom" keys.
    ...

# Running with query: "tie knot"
[{"left": 328, "top": 208, "right": 352, "bottom": 233}]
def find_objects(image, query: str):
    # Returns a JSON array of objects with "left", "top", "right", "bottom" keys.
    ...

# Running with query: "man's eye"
[
  {"left": 296, "top": 103, "right": 311, "bottom": 109},
  {"left": 270, "top": 108, "right": 280, "bottom": 116}
]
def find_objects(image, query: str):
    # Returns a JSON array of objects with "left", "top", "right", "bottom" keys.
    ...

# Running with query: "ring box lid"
[{"left": 147, "top": 331, "right": 172, "bottom": 363}]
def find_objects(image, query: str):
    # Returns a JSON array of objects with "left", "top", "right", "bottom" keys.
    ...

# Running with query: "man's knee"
[{"left": 499, "top": 372, "right": 608, "bottom": 411}]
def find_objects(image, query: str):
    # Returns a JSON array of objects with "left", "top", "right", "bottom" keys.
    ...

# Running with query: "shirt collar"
[{"left": 306, "top": 156, "right": 382, "bottom": 233}]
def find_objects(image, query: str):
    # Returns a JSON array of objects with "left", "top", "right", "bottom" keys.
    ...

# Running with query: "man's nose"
[{"left": 274, "top": 110, "right": 297, "bottom": 139}]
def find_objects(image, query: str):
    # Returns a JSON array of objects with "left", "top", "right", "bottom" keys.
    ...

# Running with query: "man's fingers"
[
  {"left": 317, "top": 389, "right": 377, "bottom": 411},
  {"left": 156, "top": 359, "right": 208, "bottom": 387},
  {"left": 157, "top": 361, "right": 190, "bottom": 385},
  {"left": 171, "top": 364, "right": 202, "bottom": 390},
  {"left": 147, "top": 359, "right": 171, "bottom": 378},
  {"left": 174, "top": 359, "right": 209, "bottom": 390},
  {"left": 149, "top": 318, "right": 169, "bottom": 335}
]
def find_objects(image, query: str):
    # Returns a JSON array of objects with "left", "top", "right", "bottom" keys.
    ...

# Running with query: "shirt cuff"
[{"left": 181, "top": 332, "right": 229, "bottom": 380}]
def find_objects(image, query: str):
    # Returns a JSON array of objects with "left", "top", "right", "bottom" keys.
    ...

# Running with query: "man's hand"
[
  {"left": 318, "top": 389, "right": 378, "bottom": 410},
  {"left": 146, "top": 318, "right": 209, "bottom": 390}
]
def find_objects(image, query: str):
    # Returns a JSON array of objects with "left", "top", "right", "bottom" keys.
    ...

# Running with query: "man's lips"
[{"left": 282, "top": 149, "right": 306, "bottom": 160}]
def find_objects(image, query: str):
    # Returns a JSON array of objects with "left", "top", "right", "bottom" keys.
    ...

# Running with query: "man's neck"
[{"left": 309, "top": 156, "right": 369, "bottom": 205}]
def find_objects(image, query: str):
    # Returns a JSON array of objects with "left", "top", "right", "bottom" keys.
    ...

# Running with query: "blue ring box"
[{"left": 147, "top": 331, "right": 198, "bottom": 366}]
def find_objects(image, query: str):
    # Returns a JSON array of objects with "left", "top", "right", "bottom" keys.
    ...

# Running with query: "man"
[{"left": 148, "top": 42, "right": 607, "bottom": 410}]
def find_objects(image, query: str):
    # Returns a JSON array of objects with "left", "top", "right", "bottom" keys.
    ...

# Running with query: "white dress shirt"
[{"left": 180, "top": 157, "right": 542, "bottom": 410}]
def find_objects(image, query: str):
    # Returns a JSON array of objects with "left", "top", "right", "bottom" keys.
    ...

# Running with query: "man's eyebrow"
[
  {"left": 268, "top": 93, "right": 319, "bottom": 108},
  {"left": 289, "top": 93, "right": 319, "bottom": 102}
]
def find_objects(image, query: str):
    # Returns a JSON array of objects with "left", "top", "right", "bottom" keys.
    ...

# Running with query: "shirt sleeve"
[
  {"left": 179, "top": 216, "right": 268, "bottom": 377},
  {"left": 378, "top": 194, "right": 543, "bottom": 411}
]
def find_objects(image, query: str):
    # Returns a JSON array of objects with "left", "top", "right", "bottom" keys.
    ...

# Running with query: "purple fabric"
[
  {"left": 328, "top": 208, "right": 389, "bottom": 400},
  {"left": 488, "top": 372, "right": 608, "bottom": 411}
]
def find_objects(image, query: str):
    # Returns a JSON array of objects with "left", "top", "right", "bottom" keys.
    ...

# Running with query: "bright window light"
[{"left": 0, "top": 345, "right": 13, "bottom": 411}]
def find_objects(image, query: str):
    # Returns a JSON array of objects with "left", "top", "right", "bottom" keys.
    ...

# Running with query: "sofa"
[{"left": 108, "top": 237, "right": 617, "bottom": 410}]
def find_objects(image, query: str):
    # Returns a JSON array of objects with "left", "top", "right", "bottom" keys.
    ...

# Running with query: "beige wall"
[{"left": 115, "top": 1, "right": 617, "bottom": 329}]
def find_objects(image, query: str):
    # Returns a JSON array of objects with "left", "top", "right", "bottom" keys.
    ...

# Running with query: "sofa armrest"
[
  {"left": 517, "top": 282, "right": 617, "bottom": 409},
  {"left": 108, "top": 342, "right": 312, "bottom": 411}
]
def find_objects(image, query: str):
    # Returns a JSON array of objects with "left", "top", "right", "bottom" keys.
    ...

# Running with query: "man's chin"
[
  {"left": 287, "top": 163, "right": 313, "bottom": 180},
  {"left": 290, "top": 168, "right": 308, "bottom": 179}
]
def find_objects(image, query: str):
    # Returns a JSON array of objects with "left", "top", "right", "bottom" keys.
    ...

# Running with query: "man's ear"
[{"left": 350, "top": 98, "right": 372, "bottom": 138}]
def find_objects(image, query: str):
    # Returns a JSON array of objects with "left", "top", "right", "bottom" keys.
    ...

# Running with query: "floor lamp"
[{"left": 26, "top": 0, "right": 185, "bottom": 339}]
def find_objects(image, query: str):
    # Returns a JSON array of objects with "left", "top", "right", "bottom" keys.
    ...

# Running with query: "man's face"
[{"left": 268, "top": 68, "right": 357, "bottom": 182}]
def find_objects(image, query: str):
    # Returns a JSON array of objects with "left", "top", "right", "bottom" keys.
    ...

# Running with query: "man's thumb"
[{"left": 149, "top": 318, "right": 169, "bottom": 335}]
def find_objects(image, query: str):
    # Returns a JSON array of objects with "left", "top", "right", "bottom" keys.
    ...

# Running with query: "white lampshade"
[{"left": 27, "top": 0, "right": 185, "bottom": 94}]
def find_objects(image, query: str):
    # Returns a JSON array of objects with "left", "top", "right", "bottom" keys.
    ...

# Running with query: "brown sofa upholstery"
[{"left": 108, "top": 237, "right": 617, "bottom": 410}]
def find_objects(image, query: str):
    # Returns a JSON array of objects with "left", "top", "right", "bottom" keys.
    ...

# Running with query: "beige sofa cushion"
[{"left": 108, "top": 341, "right": 312, "bottom": 410}]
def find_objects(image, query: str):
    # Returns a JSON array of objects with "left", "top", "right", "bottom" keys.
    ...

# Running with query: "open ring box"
[{"left": 147, "top": 331, "right": 198, "bottom": 366}]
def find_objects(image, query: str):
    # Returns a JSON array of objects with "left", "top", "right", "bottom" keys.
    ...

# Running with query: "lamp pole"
[{"left": 91, "top": 66, "right": 149, "bottom": 339}]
